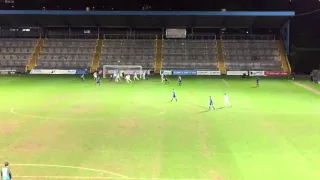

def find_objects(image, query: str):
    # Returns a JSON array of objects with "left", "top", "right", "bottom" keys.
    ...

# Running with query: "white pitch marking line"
[
  {"left": 12, "top": 164, "right": 128, "bottom": 178},
  {"left": 222, "top": 79, "right": 230, "bottom": 86},
  {"left": 293, "top": 82, "right": 320, "bottom": 95},
  {"left": 14, "top": 176, "right": 211, "bottom": 180},
  {"left": 10, "top": 108, "right": 72, "bottom": 120}
]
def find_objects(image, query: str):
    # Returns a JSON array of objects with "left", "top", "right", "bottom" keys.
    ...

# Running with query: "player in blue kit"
[
  {"left": 171, "top": 89, "right": 178, "bottom": 102},
  {"left": 209, "top": 96, "right": 215, "bottom": 110},
  {"left": 95, "top": 76, "right": 101, "bottom": 86},
  {"left": 256, "top": 77, "right": 260, "bottom": 87},
  {"left": 178, "top": 76, "right": 182, "bottom": 86}
]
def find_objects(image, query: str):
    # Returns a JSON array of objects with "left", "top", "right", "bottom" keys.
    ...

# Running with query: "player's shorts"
[{"left": 2, "top": 176, "right": 10, "bottom": 180}]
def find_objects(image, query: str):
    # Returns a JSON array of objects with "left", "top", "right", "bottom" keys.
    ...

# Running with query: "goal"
[{"left": 102, "top": 65, "right": 143, "bottom": 79}]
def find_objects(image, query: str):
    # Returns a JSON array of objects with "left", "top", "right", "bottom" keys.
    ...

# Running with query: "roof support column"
[
  {"left": 97, "top": 27, "right": 100, "bottom": 39},
  {"left": 280, "top": 19, "right": 290, "bottom": 54},
  {"left": 68, "top": 26, "right": 71, "bottom": 39}
]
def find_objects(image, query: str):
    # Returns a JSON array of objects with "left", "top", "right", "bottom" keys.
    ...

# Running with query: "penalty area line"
[
  {"left": 14, "top": 176, "right": 211, "bottom": 180},
  {"left": 12, "top": 164, "right": 128, "bottom": 178}
]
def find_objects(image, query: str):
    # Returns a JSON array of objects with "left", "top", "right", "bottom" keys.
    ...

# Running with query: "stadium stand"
[
  {"left": 99, "top": 36, "right": 156, "bottom": 69},
  {"left": 36, "top": 39, "right": 96, "bottom": 69},
  {"left": 162, "top": 38, "right": 219, "bottom": 70},
  {"left": 221, "top": 36, "right": 282, "bottom": 71},
  {"left": 0, "top": 38, "right": 37, "bottom": 72}
]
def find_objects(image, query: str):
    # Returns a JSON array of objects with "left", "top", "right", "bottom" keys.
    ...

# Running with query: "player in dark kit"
[
  {"left": 164, "top": 75, "right": 169, "bottom": 84},
  {"left": 256, "top": 77, "right": 260, "bottom": 87},
  {"left": 95, "top": 76, "right": 101, "bottom": 86}
]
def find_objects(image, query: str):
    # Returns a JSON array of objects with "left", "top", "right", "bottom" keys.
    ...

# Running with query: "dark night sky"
[
  {"left": 2, "top": 0, "right": 318, "bottom": 12},
  {"left": 3, "top": 0, "right": 318, "bottom": 48}
]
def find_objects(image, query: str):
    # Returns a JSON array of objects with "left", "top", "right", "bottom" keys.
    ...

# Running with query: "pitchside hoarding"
[
  {"left": 0, "top": 70, "right": 16, "bottom": 74},
  {"left": 196, "top": 71, "right": 221, "bottom": 75},
  {"left": 249, "top": 71, "right": 265, "bottom": 76},
  {"left": 227, "top": 71, "right": 248, "bottom": 75},
  {"left": 264, "top": 72, "right": 288, "bottom": 76},
  {"left": 161, "top": 70, "right": 173, "bottom": 75},
  {"left": 30, "top": 69, "right": 87, "bottom": 74},
  {"left": 172, "top": 70, "right": 197, "bottom": 75}
]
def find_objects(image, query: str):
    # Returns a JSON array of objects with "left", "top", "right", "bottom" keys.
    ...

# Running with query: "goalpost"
[{"left": 103, "top": 65, "right": 143, "bottom": 79}]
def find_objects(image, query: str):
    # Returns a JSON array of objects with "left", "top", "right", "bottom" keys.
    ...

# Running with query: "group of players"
[{"left": 82, "top": 70, "right": 241, "bottom": 111}]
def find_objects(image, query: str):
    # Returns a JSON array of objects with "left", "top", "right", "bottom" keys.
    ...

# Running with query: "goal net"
[{"left": 103, "top": 65, "right": 143, "bottom": 79}]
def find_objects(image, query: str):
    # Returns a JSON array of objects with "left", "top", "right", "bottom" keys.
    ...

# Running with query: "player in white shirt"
[
  {"left": 134, "top": 72, "right": 139, "bottom": 81},
  {"left": 224, "top": 93, "right": 232, "bottom": 107},
  {"left": 125, "top": 74, "right": 132, "bottom": 83},
  {"left": 115, "top": 73, "right": 120, "bottom": 82},
  {"left": 93, "top": 72, "right": 98, "bottom": 80},
  {"left": 1, "top": 162, "right": 12, "bottom": 180},
  {"left": 142, "top": 71, "right": 146, "bottom": 80},
  {"left": 161, "top": 73, "right": 165, "bottom": 83}
]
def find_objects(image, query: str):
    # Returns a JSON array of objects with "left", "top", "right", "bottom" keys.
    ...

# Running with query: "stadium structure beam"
[{"left": 280, "top": 19, "right": 290, "bottom": 54}]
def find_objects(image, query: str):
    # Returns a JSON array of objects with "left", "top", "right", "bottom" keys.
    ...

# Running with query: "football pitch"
[{"left": 0, "top": 75, "right": 320, "bottom": 180}]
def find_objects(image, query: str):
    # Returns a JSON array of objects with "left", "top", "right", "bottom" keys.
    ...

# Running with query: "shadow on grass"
[{"left": 199, "top": 110, "right": 210, "bottom": 114}]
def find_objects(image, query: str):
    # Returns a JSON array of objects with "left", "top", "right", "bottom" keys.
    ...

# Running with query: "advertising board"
[{"left": 196, "top": 71, "right": 221, "bottom": 75}]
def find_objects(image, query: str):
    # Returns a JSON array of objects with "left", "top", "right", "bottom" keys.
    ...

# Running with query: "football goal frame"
[{"left": 102, "top": 65, "right": 143, "bottom": 79}]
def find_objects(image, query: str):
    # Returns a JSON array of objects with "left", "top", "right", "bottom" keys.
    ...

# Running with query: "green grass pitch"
[{"left": 0, "top": 75, "right": 320, "bottom": 180}]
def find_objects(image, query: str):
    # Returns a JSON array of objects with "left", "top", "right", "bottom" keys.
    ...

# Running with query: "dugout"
[{"left": 0, "top": 10, "right": 294, "bottom": 53}]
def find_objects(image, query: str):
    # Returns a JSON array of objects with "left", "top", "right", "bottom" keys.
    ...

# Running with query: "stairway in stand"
[
  {"left": 276, "top": 40, "right": 291, "bottom": 74},
  {"left": 91, "top": 39, "right": 104, "bottom": 72},
  {"left": 25, "top": 39, "right": 44, "bottom": 72},
  {"left": 216, "top": 40, "right": 226, "bottom": 74},
  {"left": 154, "top": 39, "right": 163, "bottom": 74}
]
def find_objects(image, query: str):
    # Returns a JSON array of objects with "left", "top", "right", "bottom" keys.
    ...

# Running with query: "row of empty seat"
[
  {"left": 162, "top": 39, "right": 218, "bottom": 70},
  {"left": 222, "top": 40, "right": 282, "bottom": 71},
  {"left": 0, "top": 39, "right": 36, "bottom": 71},
  {"left": 36, "top": 39, "right": 96, "bottom": 69},
  {"left": 99, "top": 39, "right": 156, "bottom": 69},
  {"left": 0, "top": 37, "right": 284, "bottom": 72}
]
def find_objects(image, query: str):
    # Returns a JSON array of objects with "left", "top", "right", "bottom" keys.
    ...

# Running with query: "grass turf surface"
[{"left": 0, "top": 75, "right": 320, "bottom": 180}]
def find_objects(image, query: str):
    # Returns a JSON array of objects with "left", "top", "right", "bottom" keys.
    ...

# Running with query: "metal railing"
[
  {"left": 103, "top": 34, "right": 157, "bottom": 40},
  {"left": 221, "top": 34, "right": 275, "bottom": 40},
  {"left": 45, "top": 33, "right": 99, "bottom": 39}
]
